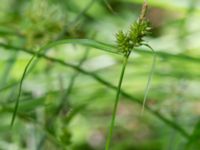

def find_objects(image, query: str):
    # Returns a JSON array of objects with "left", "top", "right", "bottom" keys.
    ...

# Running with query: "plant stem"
[
  {"left": 105, "top": 54, "right": 129, "bottom": 150},
  {"left": 10, "top": 55, "right": 35, "bottom": 127}
]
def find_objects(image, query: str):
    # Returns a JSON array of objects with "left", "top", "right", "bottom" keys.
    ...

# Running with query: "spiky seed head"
[
  {"left": 116, "top": 31, "right": 131, "bottom": 56},
  {"left": 116, "top": 1, "right": 151, "bottom": 56}
]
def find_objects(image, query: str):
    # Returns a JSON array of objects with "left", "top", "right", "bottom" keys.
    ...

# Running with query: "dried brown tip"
[{"left": 139, "top": 1, "right": 148, "bottom": 21}]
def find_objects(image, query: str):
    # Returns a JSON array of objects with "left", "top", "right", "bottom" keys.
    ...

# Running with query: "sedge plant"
[
  {"left": 105, "top": 1, "right": 156, "bottom": 150},
  {"left": 10, "top": 1, "right": 156, "bottom": 147},
  {"left": 0, "top": 0, "right": 193, "bottom": 148}
]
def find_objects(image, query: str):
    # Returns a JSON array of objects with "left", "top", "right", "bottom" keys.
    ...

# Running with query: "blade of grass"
[
  {"left": 10, "top": 55, "right": 35, "bottom": 127},
  {"left": 9, "top": 38, "right": 119, "bottom": 126},
  {"left": 39, "top": 39, "right": 119, "bottom": 55},
  {"left": 141, "top": 44, "right": 156, "bottom": 114},
  {"left": 1, "top": 42, "right": 200, "bottom": 63},
  {"left": 134, "top": 48, "right": 200, "bottom": 64}
]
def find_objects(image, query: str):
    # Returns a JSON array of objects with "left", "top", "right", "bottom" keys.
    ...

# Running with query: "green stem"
[
  {"left": 105, "top": 54, "right": 129, "bottom": 150},
  {"left": 10, "top": 55, "right": 35, "bottom": 127}
]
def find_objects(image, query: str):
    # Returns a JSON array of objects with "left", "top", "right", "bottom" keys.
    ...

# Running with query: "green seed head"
[
  {"left": 116, "top": 31, "right": 130, "bottom": 56},
  {"left": 129, "top": 20, "right": 151, "bottom": 46},
  {"left": 116, "top": 20, "right": 151, "bottom": 56}
]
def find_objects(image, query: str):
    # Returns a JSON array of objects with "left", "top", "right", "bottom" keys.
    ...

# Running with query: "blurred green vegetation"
[{"left": 0, "top": 0, "right": 200, "bottom": 150}]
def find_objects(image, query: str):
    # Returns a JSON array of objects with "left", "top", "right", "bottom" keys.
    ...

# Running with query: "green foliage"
[{"left": 0, "top": 0, "right": 200, "bottom": 150}]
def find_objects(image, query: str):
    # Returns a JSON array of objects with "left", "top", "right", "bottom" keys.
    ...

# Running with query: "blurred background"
[{"left": 0, "top": 0, "right": 200, "bottom": 150}]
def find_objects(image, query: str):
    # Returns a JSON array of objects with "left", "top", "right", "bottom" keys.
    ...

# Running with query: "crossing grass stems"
[{"left": 9, "top": 1, "right": 157, "bottom": 149}]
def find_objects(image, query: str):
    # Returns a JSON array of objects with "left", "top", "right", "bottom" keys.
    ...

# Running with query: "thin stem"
[
  {"left": 141, "top": 44, "right": 156, "bottom": 114},
  {"left": 10, "top": 55, "right": 35, "bottom": 127},
  {"left": 9, "top": 38, "right": 116, "bottom": 126},
  {"left": 105, "top": 54, "right": 129, "bottom": 150}
]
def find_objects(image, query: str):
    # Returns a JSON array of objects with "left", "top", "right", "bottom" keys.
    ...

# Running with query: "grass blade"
[
  {"left": 10, "top": 55, "right": 35, "bottom": 127},
  {"left": 39, "top": 39, "right": 119, "bottom": 55},
  {"left": 141, "top": 44, "right": 157, "bottom": 114},
  {"left": 10, "top": 38, "right": 120, "bottom": 126}
]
